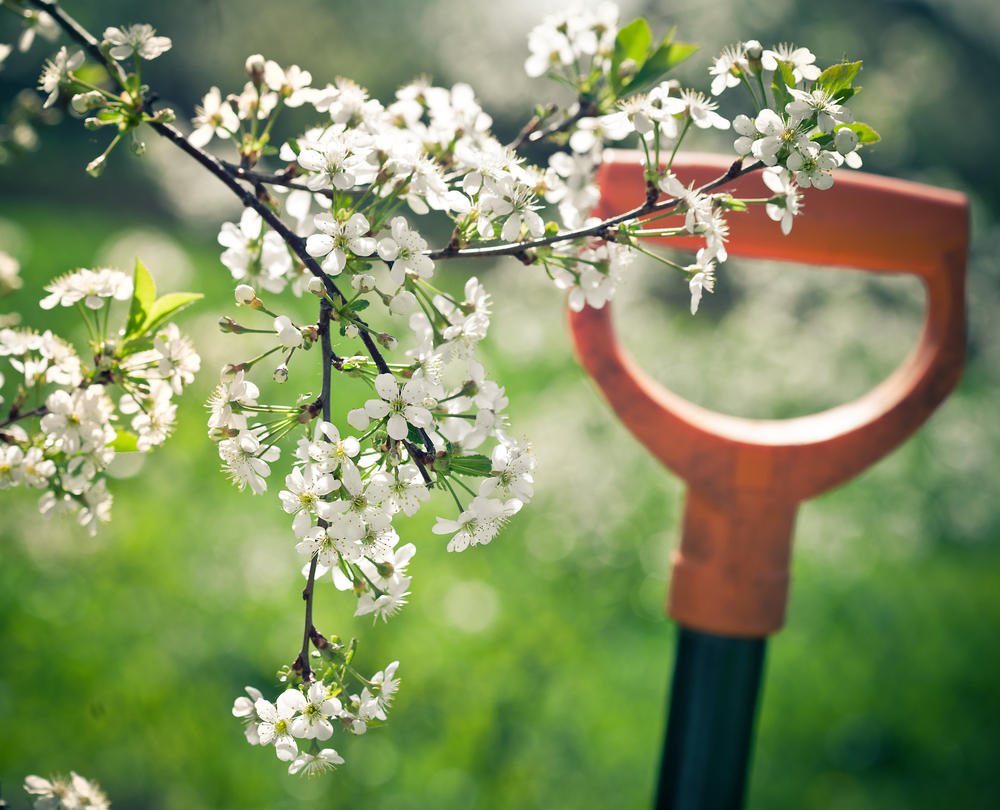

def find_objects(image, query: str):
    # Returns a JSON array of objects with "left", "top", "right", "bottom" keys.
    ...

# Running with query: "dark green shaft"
[{"left": 655, "top": 627, "right": 767, "bottom": 810}]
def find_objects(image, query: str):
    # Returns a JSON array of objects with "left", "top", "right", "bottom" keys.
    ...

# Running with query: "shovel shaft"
[{"left": 656, "top": 627, "right": 767, "bottom": 810}]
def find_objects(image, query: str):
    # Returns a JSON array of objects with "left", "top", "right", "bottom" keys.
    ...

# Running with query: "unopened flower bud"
[
  {"left": 72, "top": 91, "right": 104, "bottom": 114},
  {"left": 220, "top": 362, "right": 248, "bottom": 381},
  {"left": 235, "top": 284, "right": 256, "bottom": 305},
  {"left": 835, "top": 126, "right": 859, "bottom": 155},
  {"left": 345, "top": 324, "right": 359, "bottom": 339},
  {"left": 245, "top": 54, "right": 265, "bottom": 85},
  {"left": 218, "top": 316, "right": 246, "bottom": 334},
  {"left": 351, "top": 273, "right": 376, "bottom": 293},
  {"left": 274, "top": 315, "right": 303, "bottom": 348},
  {"left": 86, "top": 154, "right": 106, "bottom": 177},
  {"left": 307, "top": 276, "right": 326, "bottom": 296},
  {"left": 618, "top": 58, "right": 637, "bottom": 80},
  {"left": 744, "top": 40, "right": 763, "bottom": 74},
  {"left": 389, "top": 291, "right": 417, "bottom": 315},
  {"left": 377, "top": 332, "right": 398, "bottom": 351},
  {"left": 273, "top": 363, "right": 289, "bottom": 383}
]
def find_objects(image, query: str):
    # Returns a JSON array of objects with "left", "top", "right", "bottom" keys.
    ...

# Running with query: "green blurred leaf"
[
  {"left": 815, "top": 61, "right": 862, "bottom": 95},
  {"left": 450, "top": 454, "right": 493, "bottom": 477},
  {"left": 772, "top": 61, "right": 796, "bottom": 115},
  {"left": 833, "top": 86, "right": 860, "bottom": 103},
  {"left": 125, "top": 257, "right": 156, "bottom": 340},
  {"left": 141, "top": 292, "right": 203, "bottom": 336},
  {"left": 109, "top": 431, "right": 139, "bottom": 452},
  {"left": 629, "top": 38, "right": 700, "bottom": 91},
  {"left": 611, "top": 18, "right": 652, "bottom": 92},
  {"left": 841, "top": 121, "right": 881, "bottom": 144}
]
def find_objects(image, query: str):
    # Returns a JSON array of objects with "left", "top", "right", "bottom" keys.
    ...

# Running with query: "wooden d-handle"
[{"left": 570, "top": 151, "right": 968, "bottom": 637}]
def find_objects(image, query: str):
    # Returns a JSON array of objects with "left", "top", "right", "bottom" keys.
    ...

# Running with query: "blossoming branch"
[{"left": 0, "top": 0, "right": 878, "bottom": 779}]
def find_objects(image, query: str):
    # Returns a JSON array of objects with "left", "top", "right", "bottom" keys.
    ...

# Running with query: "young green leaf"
[
  {"left": 141, "top": 292, "right": 204, "bottom": 336},
  {"left": 833, "top": 86, "right": 860, "bottom": 103},
  {"left": 771, "top": 61, "right": 796, "bottom": 115},
  {"left": 125, "top": 257, "right": 156, "bottom": 340},
  {"left": 815, "top": 61, "right": 862, "bottom": 95},
  {"left": 611, "top": 18, "right": 652, "bottom": 92},
  {"left": 629, "top": 37, "right": 700, "bottom": 91},
  {"left": 840, "top": 121, "right": 881, "bottom": 144},
  {"left": 450, "top": 454, "right": 494, "bottom": 477}
]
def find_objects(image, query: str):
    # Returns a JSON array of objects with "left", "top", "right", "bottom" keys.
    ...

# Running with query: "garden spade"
[{"left": 569, "top": 151, "right": 968, "bottom": 809}]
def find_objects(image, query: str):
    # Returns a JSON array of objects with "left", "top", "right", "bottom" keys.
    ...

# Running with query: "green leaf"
[
  {"left": 347, "top": 298, "right": 370, "bottom": 313},
  {"left": 629, "top": 38, "right": 700, "bottom": 91},
  {"left": 718, "top": 195, "right": 748, "bottom": 212},
  {"left": 815, "top": 61, "right": 862, "bottom": 95},
  {"left": 110, "top": 431, "right": 139, "bottom": 452},
  {"left": 405, "top": 424, "right": 426, "bottom": 447},
  {"left": 450, "top": 454, "right": 494, "bottom": 477},
  {"left": 771, "top": 61, "right": 796, "bottom": 115},
  {"left": 141, "top": 292, "right": 204, "bottom": 336},
  {"left": 841, "top": 121, "right": 881, "bottom": 144},
  {"left": 833, "top": 86, "right": 860, "bottom": 103},
  {"left": 120, "top": 336, "right": 154, "bottom": 355},
  {"left": 611, "top": 18, "right": 652, "bottom": 92},
  {"left": 125, "top": 258, "right": 156, "bottom": 340}
]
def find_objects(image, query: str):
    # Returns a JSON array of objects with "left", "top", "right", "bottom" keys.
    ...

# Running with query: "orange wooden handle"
[{"left": 570, "top": 150, "right": 968, "bottom": 637}]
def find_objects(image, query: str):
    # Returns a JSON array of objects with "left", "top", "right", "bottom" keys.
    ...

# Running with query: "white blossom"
[
  {"left": 103, "top": 24, "right": 172, "bottom": 60},
  {"left": 39, "top": 267, "right": 133, "bottom": 310},
  {"left": 279, "top": 464, "right": 339, "bottom": 537},
  {"left": 709, "top": 44, "right": 748, "bottom": 96},
  {"left": 154, "top": 323, "right": 200, "bottom": 395},
  {"left": 288, "top": 748, "right": 344, "bottom": 776},
  {"left": 219, "top": 209, "right": 291, "bottom": 293},
  {"left": 219, "top": 430, "right": 277, "bottom": 495},
  {"left": 761, "top": 44, "right": 822, "bottom": 84},
  {"left": 376, "top": 216, "right": 434, "bottom": 287},
  {"left": 255, "top": 692, "right": 301, "bottom": 761},
  {"left": 37, "top": 47, "right": 84, "bottom": 109},
  {"left": 305, "top": 212, "right": 376, "bottom": 276},
  {"left": 762, "top": 167, "right": 802, "bottom": 235},
  {"left": 233, "top": 685, "right": 265, "bottom": 745},
  {"left": 287, "top": 681, "right": 342, "bottom": 741},
  {"left": 189, "top": 86, "right": 239, "bottom": 148},
  {"left": 358, "top": 661, "right": 400, "bottom": 721},
  {"left": 686, "top": 249, "right": 716, "bottom": 315},
  {"left": 432, "top": 485, "right": 523, "bottom": 552}
]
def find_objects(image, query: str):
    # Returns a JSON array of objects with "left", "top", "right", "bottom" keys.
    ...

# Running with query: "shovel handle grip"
[{"left": 570, "top": 151, "right": 968, "bottom": 636}]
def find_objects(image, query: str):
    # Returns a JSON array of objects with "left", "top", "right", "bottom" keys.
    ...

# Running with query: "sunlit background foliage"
[{"left": 1, "top": 0, "right": 998, "bottom": 808}]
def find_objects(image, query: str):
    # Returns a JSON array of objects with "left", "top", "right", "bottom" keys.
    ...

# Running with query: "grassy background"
[{"left": 2, "top": 0, "right": 999, "bottom": 808}]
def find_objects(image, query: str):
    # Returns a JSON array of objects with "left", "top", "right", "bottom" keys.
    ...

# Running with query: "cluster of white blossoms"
[
  {"left": 1, "top": 265, "right": 200, "bottom": 535},
  {"left": 23, "top": 771, "right": 109, "bottom": 810},
  {"left": 233, "top": 661, "right": 400, "bottom": 773},
  {"left": 5, "top": 0, "right": 880, "bottom": 782}
]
